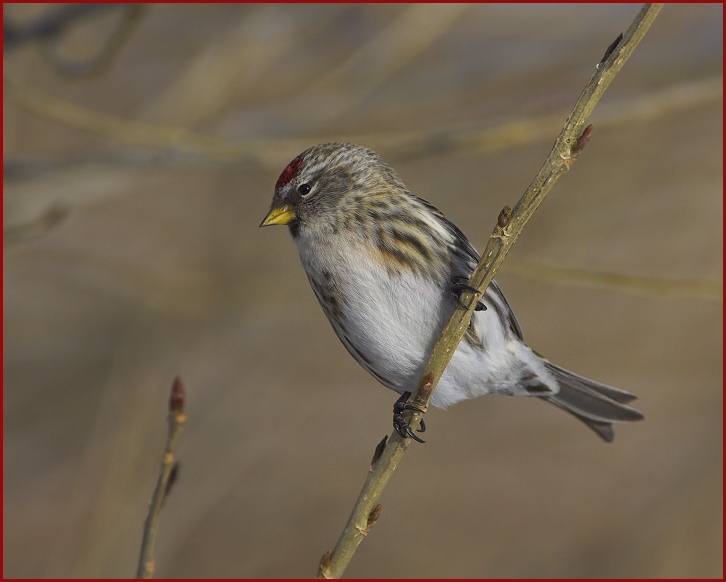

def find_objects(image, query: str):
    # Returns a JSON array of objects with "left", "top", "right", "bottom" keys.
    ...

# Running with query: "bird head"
[{"left": 260, "top": 143, "right": 406, "bottom": 238}]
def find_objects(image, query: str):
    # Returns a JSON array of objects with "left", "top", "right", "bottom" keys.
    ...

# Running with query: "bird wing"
[{"left": 413, "top": 195, "right": 525, "bottom": 340}]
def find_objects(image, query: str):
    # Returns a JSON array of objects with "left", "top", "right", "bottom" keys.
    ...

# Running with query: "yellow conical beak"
[{"left": 260, "top": 203, "right": 295, "bottom": 227}]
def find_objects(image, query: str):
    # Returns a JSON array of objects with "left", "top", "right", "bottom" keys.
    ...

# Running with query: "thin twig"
[
  {"left": 136, "top": 376, "right": 187, "bottom": 579},
  {"left": 318, "top": 4, "right": 663, "bottom": 578}
]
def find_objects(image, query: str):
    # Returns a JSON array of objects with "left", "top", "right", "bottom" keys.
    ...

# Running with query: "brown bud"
[
  {"left": 371, "top": 435, "right": 388, "bottom": 465},
  {"left": 498, "top": 206, "right": 512, "bottom": 229},
  {"left": 317, "top": 550, "right": 332, "bottom": 578},
  {"left": 573, "top": 124, "right": 593, "bottom": 155},
  {"left": 601, "top": 33, "right": 623, "bottom": 63},
  {"left": 170, "top": 376, "right": 185, "bottom": 413},
  {"left": 367, "top": 504, "right": 382, "bottom": 527}
]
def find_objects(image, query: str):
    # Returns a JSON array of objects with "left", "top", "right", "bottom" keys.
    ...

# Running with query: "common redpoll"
[{"left": 260, "top": 143, "right": 643, "bottom": 442}]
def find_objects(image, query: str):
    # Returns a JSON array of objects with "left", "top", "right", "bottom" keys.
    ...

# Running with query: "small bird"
[{"left": 260, "top": 143, "right": 643, "bottom": 443}]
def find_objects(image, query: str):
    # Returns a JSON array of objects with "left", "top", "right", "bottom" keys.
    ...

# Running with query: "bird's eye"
[{"left": 298, "top": 183, "right": 312, "bottom": 196}]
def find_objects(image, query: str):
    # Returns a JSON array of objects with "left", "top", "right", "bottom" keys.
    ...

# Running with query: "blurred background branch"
[
  {"left": 4, "top": 3, "right": 145, "bottom": 77},
  {"left": 5, "top": 76, "right": 720, "bottom": 167},
  {"left": 299, "top": 4, "right": 470, "bottom": 125},
  {"left": 4, "top": 4, "right": 112, "bottom": 50},
  {"left": 505, "top": 257, "right": 722, "bottom": 299}
]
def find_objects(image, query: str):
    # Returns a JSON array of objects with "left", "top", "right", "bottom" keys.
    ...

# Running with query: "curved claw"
[
  {"left": 395, "top": 418, "right": 426, "bottom": 443},
  {"left": 450, "top": 277, "right": 480, "bottom": 294},
  {"left": 450, "top": 277, "right": 487, "bottom": 312},
  {"left": 393, "top": 391, "right": 427, "bottom": 443}
]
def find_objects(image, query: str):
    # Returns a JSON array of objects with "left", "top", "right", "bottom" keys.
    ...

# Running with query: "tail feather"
[
  {"left": 539, "top": 362, "right": 644, "bottom": 442},
  {"left": 544, "top": 361, "right": 638, "bottom": 405},
  {"left": 544, "top": 399, "right": 617, "bottom": 442}
]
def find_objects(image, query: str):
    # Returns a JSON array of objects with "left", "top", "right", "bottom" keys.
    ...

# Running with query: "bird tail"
[{"left": 539, "top": 361, "right": 644, "bottom": 442}]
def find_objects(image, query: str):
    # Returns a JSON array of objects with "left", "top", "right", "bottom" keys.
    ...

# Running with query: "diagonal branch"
[{"left": 317, "top": 4, "right": 663, "bottom": 579}]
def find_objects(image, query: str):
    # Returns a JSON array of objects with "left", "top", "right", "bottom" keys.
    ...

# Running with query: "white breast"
[
  {"left": 294, "top": 228, "right": 528, "bottom": 409},
  {"left": 297, "top": 229, "right": 442, "bottom": 384}
]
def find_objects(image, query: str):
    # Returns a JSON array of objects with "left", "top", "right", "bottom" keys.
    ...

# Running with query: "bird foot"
[
  {"left": 393, "top": 391, "right": 426, "bottom": 443},
  {"left": 450, "top": 277, "right": 486, "bottom": 311}
]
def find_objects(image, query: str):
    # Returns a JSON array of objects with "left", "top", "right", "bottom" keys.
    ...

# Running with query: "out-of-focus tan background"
[{"left": 3, "top": 3, "right": 723, "bottom": 578}]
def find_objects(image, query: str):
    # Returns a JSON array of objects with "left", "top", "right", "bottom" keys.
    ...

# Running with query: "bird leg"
[
  {"left": 450, "top": 276, "right": 486, "bottom": 311},
  {"left": 393, "top": 391, "right": 426, "bottom": 443}
]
